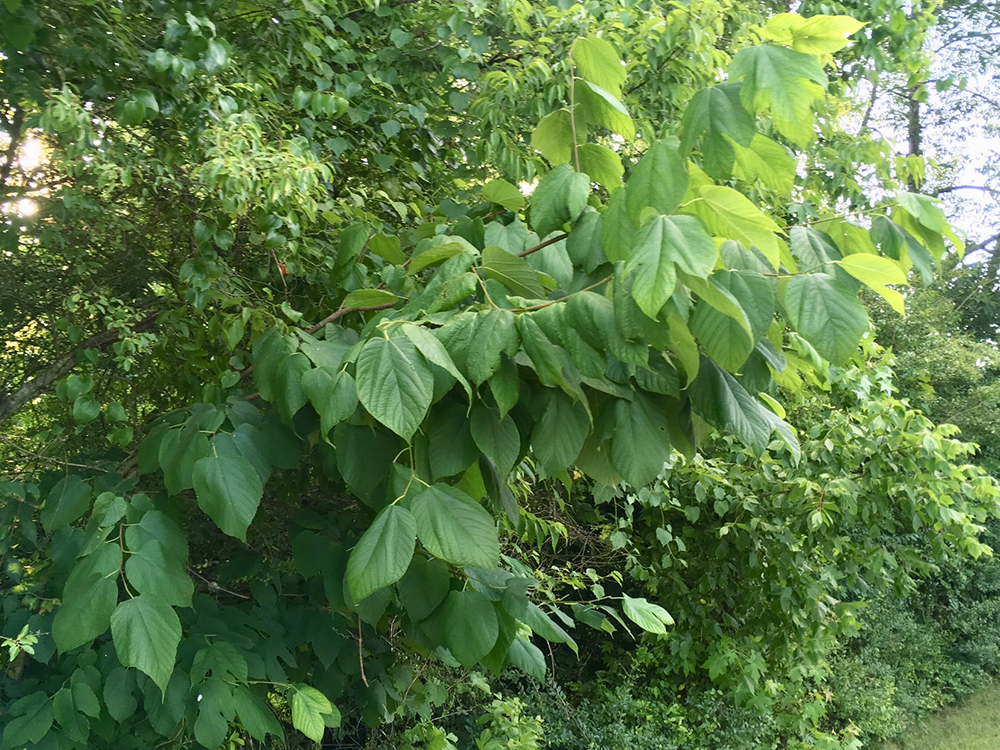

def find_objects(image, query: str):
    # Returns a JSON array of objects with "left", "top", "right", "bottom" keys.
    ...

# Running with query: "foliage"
[{"left": 0, "top": 1, "right": 979, "bottom": 748}]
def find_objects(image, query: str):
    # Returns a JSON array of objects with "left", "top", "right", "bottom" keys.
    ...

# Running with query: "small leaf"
[
  {"left": 482, "top": 180, "right": 525, "bottom": 212},
  {"left": 110, "top": 596, "right": 181, "bottom": 696},
  {"left": 346, "top": 505, "right": 417, "bottom": 602},
  {"left": 622, "top": 594, "right": 674, "bottom": 634},
  {"left": 340, "top": 289, "right": 398, "bottom": 309}
]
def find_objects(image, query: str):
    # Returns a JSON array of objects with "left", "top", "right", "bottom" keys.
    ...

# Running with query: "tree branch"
[
  {"left": 935, "top": 184, "right": 1000, "bottom": 198},
  {"left": 0, "top": 107, "right": 25, "bottom": 191},
  {"left": 518, "top": 233, "right": 568, "bottom": 258},
  {"left": 0, "top": 314, "right": 157, "bottom": 427}
]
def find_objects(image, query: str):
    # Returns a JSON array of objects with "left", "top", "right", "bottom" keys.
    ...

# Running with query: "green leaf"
[
  {"left": 191, "top": 642, "right": 249, "bottom": 684},
  {"left": 302, "top": 367, "right": 359, "bottom": 436},
  {"left": 193, "top": 678, "right": 235, "bottom": 749},
  {"left": 110, "top": 595, "right": 182, "bottom": 696},
  {"left": 600, "top": 188, "right": 637, "bottom": 264},
  {"left": 290, "top": 684, "right": 337, "bottom": 743},
  {"left": 626, "top": 215, "right": 718, "bottom": 318},
  {"left": 466, "top": 309, "right": 519, "bottom": 385},
  {"left": 896, "top": 192, "right": 964, "bottom": 257},
  {"left": 356, "top": 335, "right": 435, "bottom": 441},
  {"left": 690, "top": 185, "right": 782, "bottom": 270},
  {"left": 608, "top": 393, "right": 672, "bottom": 487},
  {"left": 530, "top": 163, "right": 591, "bottom": 238},
  {"left": 531, "top": 109, "right": 574, "bottom": 165},
  {"left": 482, "top": 180, "right": 525, "bottom": 212},
  {"left": 346, "top": 505, "right": 417, "bottom": 602},
  {"left": 728, "top": 44, "right": 827, "bottom": 146},
  {"left": 124, "top": 539, "right": 194, "bottom": 608},
  {"left": 521, "top": 603, "right": 577, "bottom": 654},
  {"left": 158, "top": 426, "right": 211, "bottom": 496},
  {"left": 532, "top": 391, "right": 590, "bottom": 475},
  {"left": 441, "top": 590, "right": 499, "bottom": 667},
  {"left": 784, "top": 272, "right": 868, "bottom": 365},
  {"left": 233, "top": 686, "right": 284, "bottom": 744},
  {"left": 575, "top": 79, "right": 634, "bottom": 139},
  {"left": 340, "top": 289, "right": 398, "bottom": 309},
  {"left": 470, "top": 404, "right": 521, "bottom": 478},
  {"left": 680, "top": 83, "right": 756, "bottom": 179},
  {"left": 401, "top": 324, "right": 473, "bottom": 401},
  {"left": 508, "top": 635, "right": 546, "bottom": 681},
  {"left": 566, "top": 291, "right": 648, "bottom": 367},
  {"left": 1, "top": 692, "right": 53, "bottom": 750},
  {"left": 103, "top": 667, "right": 138, "bottom": 722},
  {"left": 399, "top": 556, "right": 451, "bottom": 621},
  {"left": 481, "top": 245, "right": 546, "bottom": 298},
  {"left": 411, "top": 484, "right": 500, "bottom": 568},
  {"left": 836, "top": 254, "right": 907, "bottom": 314},
  {"left": 689, "top": 356, "right": 776, "bottom": 455},
  {"left": 622, "top": 594, "right": 674, "bottom": 634},
  {"left": 626, "top": 138, "right": 688, "bottom": 223},
  {"left": 41, "top": 475, "right": 92, "bottom": 533},
  {"left": 53, "top": 542, "right": 121, "bottom": 651},
  {"left": 408, "top": 242, "right": 470, "bottom": 274},
  {"left": 192, "top": 454, "right": 264, "bottom": 541},
  {"left": 72, "top": 394, "right": 101, "bottom": 424},
  {"left": 369, "top": 234, "right": 406, "bottom": 264},
  {"left": 571, "top": 36, "right": 626, "bottom": 98},
  {"left": 763, "top": 13, "right": 866, "bottom": 54},
  {"left": 732, "top": 134, "right": 796, "bottom": 195},
  {"left": 689, "top": 270, "right": 773, "bottom": 371},
  {"left": 577, "top": 143, "right": 624, "bottom": 188},
  {"left": 667, "top": 312, "right": 700, "bottom": 386}
]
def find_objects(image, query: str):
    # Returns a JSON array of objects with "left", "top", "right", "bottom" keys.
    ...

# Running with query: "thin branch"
[
  {"left": 518, "top": 233, "right": 568, "bottom": 258},
  {"left": 0, "top": 107, "right": 24, "bottom": 190},
  {"left": 858, "top": 79, "right": 879, "bottom": 134},
  {"left": 935, "top": 184, "right": 1000, "bottom": 198},
  {"left": 0, "top": 434, "right": 111, "bottom": 473},
  {"left": 305, "top": 301, "right": 399, "bottom": 334}
]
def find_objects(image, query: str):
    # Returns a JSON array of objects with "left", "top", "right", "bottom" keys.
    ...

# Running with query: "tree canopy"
[{"left": 0, "top": 1, "right": 989, "bottom": 749}]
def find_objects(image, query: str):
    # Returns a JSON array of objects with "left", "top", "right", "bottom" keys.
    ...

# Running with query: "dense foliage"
[{"left": 0, "top": 1, "right": 992, "bottom": 749}]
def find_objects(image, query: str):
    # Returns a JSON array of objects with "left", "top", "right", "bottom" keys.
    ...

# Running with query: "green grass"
[{"left": 881, "top": 685, "right": 1000, "bottom": 750}]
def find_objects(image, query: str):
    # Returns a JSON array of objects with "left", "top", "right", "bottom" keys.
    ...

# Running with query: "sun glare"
[{"left": 18, "top": 138, "right": 43, "bottom": 172}]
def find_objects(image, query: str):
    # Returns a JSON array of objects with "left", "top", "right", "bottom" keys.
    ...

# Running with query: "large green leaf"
[
  {"left": 124, "top": 539, "right": 194, "bottom": 608},
  {"left": 571, "top": 36, "right": 626, "bottom": 98},
  {"left": 566, "top": 291, "right": 647, "bottom": 366},
  {"left": 411, "top": 484, "right": 500, "bottom": 568},
  {"left": 689, "top": 356, "right": 776, "bottom": 456},
  {"left": 158, "top": 426, "right": 211, "bottom": 496},
  {"left": 530, "top": 163, "right": 591, "bottom": 238},
  {"left": 732, "top": 134, "right": 796, "bottom": 195},
  {"left": 531, "top": 109, "right": 574, "bottom": 165},
  {"left": 441, "top": 590, "right": 499, "bottom": 667},
  {"left": 728, "top": 44, "right": 827, "bottom": 146},
  {"left": 53, "top": 542, "right": 121, "bottom": 651},
  {"left": 690, "top": 185, "right": 782, "bottom": 270},
  {"left": 192, "top": 454, "right": 264, "bottom": 541},
  {"left": 40, "top": 475, "right": 92, "bottom": 533},
  {"left": 577, "top": 143, "right": 624, "bottom": 188},
  {"left": 608, "top": 393, "right": 672, "bottom": 487},
  {"left": 763, "top": 13, "right": 866, "bottom": 54},
  {"left": 626, "top": 138, "right": 688, "bottom": 223},
  {"left": 193, "top": 678, "right": 235, "bottom": 750},
  {"left": 402, "top": 324, "right": 472, "bottom": 401},
  {"left": 399, "top": 556, "right": 451, "bottom": 622},
  {"left": 233, "top": 686, "right": 284, "bottom": 745},
  {"left": 689, "top": 270, "right": 774, "bottom": 372},
  {"left": 470, "top": 404, "right": 521, "bottom": 478},
  {"left": 346, "top": 504, "right": 416, "bottom": 604},
  {"left": 626, "top": 214, "right": 718, "bottom": 318},
  {"left": 481, "top": 245, "right": 546, "bottom": 298},
  {"left": 680, "top": 82, "right": 755, "bottom": 179},
  {"left": 356, "top": 335, "right": 435, "bottom": 441},
  {"left": 531, "top": 391, "right": 590, "bottom": 475},
  {"left": 302, "top": 366, "right": 359, "bottom": 436},
  {"left": 290, "top": 684, "right": 338, "bottom": 744},
  {"left": 600, "top": 187, "right": 636, "bottom": 263},
  {"left": 110, "top": 595, "right": 181, "bottom": 695},
  {"left": 481, "top": 180, "right": 525, "bottom": 212},
  {"left": 575, "top": 79, "right": 635, "bottom": 139},
  {"left": 1, "top": 692, "right": 53, "bottom": 749},
  {"left": 784, "top": 272, "right": 868, "bottom": 365}
]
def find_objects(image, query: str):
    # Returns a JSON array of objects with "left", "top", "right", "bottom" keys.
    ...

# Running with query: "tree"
[{"left": 0, "top": 2, "right": 971, "bottom": 748}]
